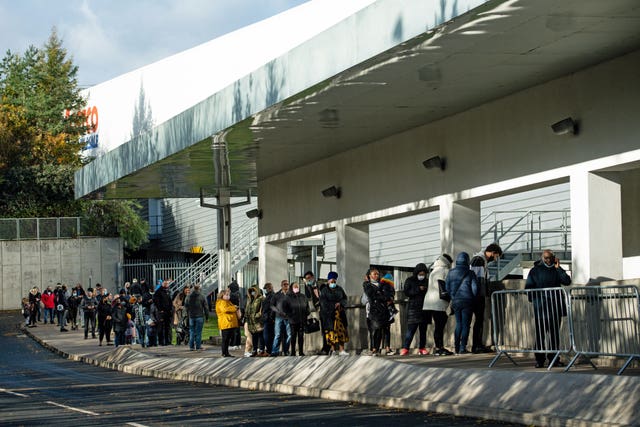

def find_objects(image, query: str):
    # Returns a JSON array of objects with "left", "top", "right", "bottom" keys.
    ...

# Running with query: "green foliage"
[
  {"left": 0, "top": 28, "right": 150, "bottom": 252},
  {"left": 0, "top": 164, "right": 83, "bottom": 217},
  {"left": 82, "top": 201, "right": 149, "bottom": 251}
]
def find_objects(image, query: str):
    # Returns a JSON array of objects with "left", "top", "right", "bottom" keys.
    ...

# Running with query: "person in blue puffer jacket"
[{"left": 445, "top": 252, "right": 479, "bottom": 354}]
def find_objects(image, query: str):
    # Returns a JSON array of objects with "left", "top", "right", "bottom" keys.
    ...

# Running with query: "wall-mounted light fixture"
[
  {"left": 321, "top": 186, "right": 341, "bottom": 199},
  {"left": 422, "top": 156, "right": 446, "bottom": 171},
  {"left": 246, "top": 208, "right": 262, "bottom": 219},
  {"left": 551, "top": 117, "right": 579, "bottom": 136}
]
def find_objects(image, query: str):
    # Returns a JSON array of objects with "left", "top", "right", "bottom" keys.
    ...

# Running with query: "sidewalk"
[{"left": 23, "top": 322, "right": 640, "bottom": 427}]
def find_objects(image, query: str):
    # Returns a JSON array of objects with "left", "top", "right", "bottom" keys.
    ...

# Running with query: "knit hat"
[
  {"left": 126, "top": 313, "right": 131, "bottom": 319},
  {"left": 380, "top": 273, "right": 394, "bottom": 288},
  {"left": 327, "top": 271, "right": 338, "bottom": 281}
]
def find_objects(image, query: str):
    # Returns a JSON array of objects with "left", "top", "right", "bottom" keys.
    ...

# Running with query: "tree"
[
  {"left": 82, "top": 201, "right": 149, "bottom": 251},
  {"left": 0, "top": 29, "right": 149, "bottom": 251}
]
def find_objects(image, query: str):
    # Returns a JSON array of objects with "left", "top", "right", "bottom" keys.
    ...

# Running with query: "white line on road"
[
  {"left": 127, "top": 423, "right": 151, "bottom": 427},
  {"left": 0, "top": 388, "right": 28, "bottom": 398},
  {"left": 45, "top": 400, "right": 99, "bottom": 416}
]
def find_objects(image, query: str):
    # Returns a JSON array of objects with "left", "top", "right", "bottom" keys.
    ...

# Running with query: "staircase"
[
  {"left": 481, "top": 210, "right": 572, "bottom": 280},
  {"left": 170, "top": 219, "right": 258, "bottom": 295}
]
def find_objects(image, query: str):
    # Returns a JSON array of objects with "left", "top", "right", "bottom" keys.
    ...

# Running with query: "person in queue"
[
  {"left": 319, "top": 272, "right": 349, "bottom": 356},
  {"left": 525, "top": 249, "right": 571, "bottom": 368},
  {"left": 216, "top": 287, "right": 239, "bottom": 357}
]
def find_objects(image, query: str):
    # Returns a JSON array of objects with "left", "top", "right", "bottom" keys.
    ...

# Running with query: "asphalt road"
[{"left": 0, "top": 312, "right": 520, "bottom": 426}]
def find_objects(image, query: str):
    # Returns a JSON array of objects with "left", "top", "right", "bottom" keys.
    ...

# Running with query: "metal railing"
[
  {"left": 481, "top": 210, "right": 571, "bottom": 256},
  {"left": 490, "top": 285, "right": 640, "bottom": 375},
  {"left": 170, "top": 219, "right": 259, "bottom": 295},
  {"left": 567, "top": 286, "right": 640, "bottom": 375},
  {"left": 120, "top": 259, "right": 192, "bottom": 291},
  {"left": 0, "top": 217, "right": 82, "bottom": 240},
  {"left": 490, "top": 288, "right": 572, "bottom": 370}
]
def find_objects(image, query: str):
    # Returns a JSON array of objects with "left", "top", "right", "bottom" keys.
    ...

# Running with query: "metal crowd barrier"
[
  {"left": 567, "top": 285, "right": 640, "bottom": 375},
  {"left": 490, "top": 285, "right": 640, "bottom": 375},
  {"left": 489, "top": 288, "right": 572, "bottom": 371}
]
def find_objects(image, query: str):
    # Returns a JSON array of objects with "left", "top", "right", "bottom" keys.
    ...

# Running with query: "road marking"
[
  {"left": 127, "top": 423, "right": 150, "bottom": 427},
  {"left": 0, "top": 388, "right": 28, "bottom": 398},
  {"left": 45, "top": 401, "right": 99, "bottom": 416}
]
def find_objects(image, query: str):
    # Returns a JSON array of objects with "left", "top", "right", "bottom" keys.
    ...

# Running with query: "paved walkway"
[{"left": 22, "top": 322, "right": 640, "bottom": 427}]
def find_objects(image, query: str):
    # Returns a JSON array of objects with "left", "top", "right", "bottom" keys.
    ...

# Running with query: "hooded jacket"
[
  {"left": 245, "top": 285, "right": 264, "bottom": 334},
  {"left": 423, "top": 255, "right": 453, "bottom": 312},
  {"left": 403, "top": 263, "right": 429, "bottom": 325},
  {"left": 445, "top": 252, "right": 479, "bottom": 302},
  {"left": 184, "top": 288, "right": 208, "bottom": 320}
]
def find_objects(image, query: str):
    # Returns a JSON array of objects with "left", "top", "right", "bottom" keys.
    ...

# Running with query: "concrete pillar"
[
  {"left": 439, "top": 196, "right": 481, "bottom": 258},
  {"left": 258, "top": 237, "right": 288, "bottom": 287},
  {"left": 570, "top": 171, "right": 623, "bottom": 284},
  {"left": 336, "top": 221, "right": 369, "bottom": 296}
]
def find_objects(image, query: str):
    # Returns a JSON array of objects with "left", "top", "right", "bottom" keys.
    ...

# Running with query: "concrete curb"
[{"left": 23, "top": 327, "right": 639, "bottom": 427}]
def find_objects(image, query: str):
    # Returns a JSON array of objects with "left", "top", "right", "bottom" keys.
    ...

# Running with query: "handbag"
[
  {"left": 304, "top": 316, "right": 320, "bottom": 334},
  {"left": 438, "top": 280, "right": 451, "bottom": 302}
]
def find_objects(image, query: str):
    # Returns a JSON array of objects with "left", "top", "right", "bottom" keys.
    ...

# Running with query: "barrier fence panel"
[
  {"left": 490, "top": 288, "right": 572, "bottom": 370},
  {"left": 567, "top": 285, "right": 640, "bottom": 375}
]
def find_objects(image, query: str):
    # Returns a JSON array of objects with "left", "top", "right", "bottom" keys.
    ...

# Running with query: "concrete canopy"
[{"left": 74, "top": 0, "right": 640, "bottom": 200}]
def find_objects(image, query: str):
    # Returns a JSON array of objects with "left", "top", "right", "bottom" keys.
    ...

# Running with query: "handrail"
[{"left": 481, "top": 209, "right": 571, "bottom": 255}]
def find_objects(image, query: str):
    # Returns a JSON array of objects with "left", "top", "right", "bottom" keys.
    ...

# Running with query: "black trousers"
[
  {"left": 221, "top": 328, "right": 236, "bottom": 356},
  {"left": 157, "top": 311, "right": 172, "bottom": 345},
  {"left": 426, "top": 310, "right": 448, "bottom": 348},
  {"left": 290, "top": 323, "right": 304, "bottom": 355},
  {"left": 534, "top": 311, "right": 562, "bottom": 363},
  {"left": 84, "top": 311, "right": 96, "bottom": 337},
  {"left": 99, "top": 318, "right": 112, "bottom": 343},
  {"left": 471, "top": 295, "right": 485, "bottom": 349}
]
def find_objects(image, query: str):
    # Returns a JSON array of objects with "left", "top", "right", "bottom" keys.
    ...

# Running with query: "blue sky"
[{"left": 0, "top": 0, "right": 308, "bottom": 87}]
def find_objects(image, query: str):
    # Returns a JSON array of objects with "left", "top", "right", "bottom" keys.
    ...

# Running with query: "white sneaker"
[
  {"left": 244, "top": 352, "right": 252, "bottom": 357},
  {"left": 339, "top": 350, "right": 349, "bottom": 356}
]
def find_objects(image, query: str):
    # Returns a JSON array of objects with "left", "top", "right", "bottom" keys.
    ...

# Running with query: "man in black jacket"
[
  {"left": 270, "top": 280, "right": 291, "bottom": 356},
  {"left": 153, "top": 280, "right": 173, "bottom": 346},
  {"left": 525, "top": 250, "right": 571, "bottom": 368},
  {"left": 400, "top": 263, "right": 430, "bottom": 356}
]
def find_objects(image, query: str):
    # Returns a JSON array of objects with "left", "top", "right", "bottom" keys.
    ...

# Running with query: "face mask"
[
  {"left": 222, "top": 294, "right": 230, "bottom": 301},
  {"left": 293, "top": 288, "right": 300, "bottom": 294},
  {"left": 250, "top": 291, "right": 256, "bottom": 296},
  {"left": 417, "top": 275, "right": 426, "bottom": 281},
  {"left": 370, "top": 280, "right": 378, "bottom": 285},
  {"left": 329, "top": 282, "right": 337, "bottom": 289},
  {"left": 306, "top": 279, "right": 314, "bottom": 285}
]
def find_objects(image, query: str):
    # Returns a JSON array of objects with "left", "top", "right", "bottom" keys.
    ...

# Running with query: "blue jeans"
[
  {"left": 189, "top": 317, "right": 204, "bottom": 349},
  {"left": 44, "top": 308, "right": 54, "bottom": 323},
  {"left": 403, "top": 322, "right": 427, "bottom": 350},
  {"left": 271, "top": 316, "right": 291, "bottom": 355},
  {"left": 136, "top": 324, "right": 147, "bottom": 347},
  {"left": 453, "top": 300, "right": 474, "bottom": 352}
]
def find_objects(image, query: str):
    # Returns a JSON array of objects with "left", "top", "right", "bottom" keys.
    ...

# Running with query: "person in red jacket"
[{"left": 41, "top": 286, "right": 55, "bottom": 324}]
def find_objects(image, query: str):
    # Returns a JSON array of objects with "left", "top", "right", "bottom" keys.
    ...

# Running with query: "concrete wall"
[
  {"left": 259, "top": 50, "right": 640, "bottom": 244},
  {"left": 0, "top": 238, "right": 122, "bottom": 310}
]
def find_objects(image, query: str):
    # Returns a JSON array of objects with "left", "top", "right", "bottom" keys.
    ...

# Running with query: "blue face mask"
[{"left": 329, "top": 282, "right": 337, "bottom": 289}]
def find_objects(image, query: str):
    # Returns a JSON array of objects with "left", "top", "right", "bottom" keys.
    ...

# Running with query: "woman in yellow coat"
[{"left": 216, "top": 288, "right": 239, "bottom": 357}]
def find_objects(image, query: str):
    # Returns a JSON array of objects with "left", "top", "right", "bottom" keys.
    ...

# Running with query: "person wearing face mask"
[
  {"left": 362, "top": 268, "right": 394, "bottom": 356},
  {"left": 245, "top": 284, "right": 265, "bottom": 356},
  {"left": 285, "top": 282, "right": 310, "bottom": 356},
  {"left": 320, "top": 272, "right": 349, "bottom": 356},
  {"left": 525, "top": 250, "right": 571, "bottom": 368},
  {"left": 423, "top": 254, "right": 454, "bottom": 356},
  {"left": 400, "top": 263, "right": 431, "bottom": 356},
  {"left": 216, "top": 287, "right": 239, "bottom": 357}
]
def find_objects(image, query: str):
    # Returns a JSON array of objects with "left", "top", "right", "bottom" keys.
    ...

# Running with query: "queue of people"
[{"left": 22, "top": 245, "right": 571, "bottom": 367}]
